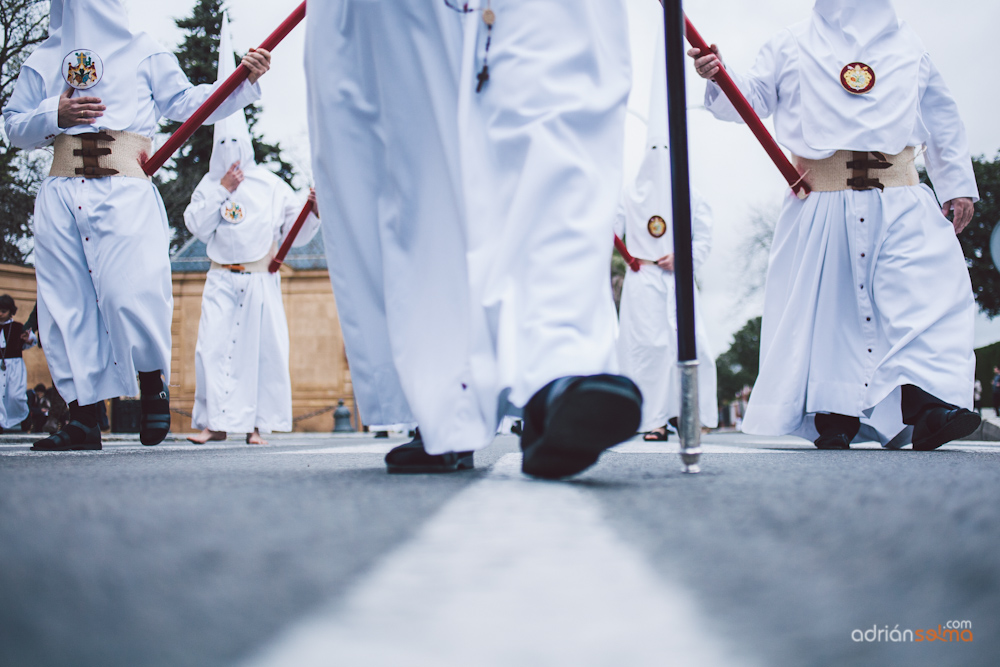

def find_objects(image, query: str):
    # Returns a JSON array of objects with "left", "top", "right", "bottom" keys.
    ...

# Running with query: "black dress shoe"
[
  {"left": 140, "top": 388, "right": 170, "bottom": 447},
  {"left": 521, "top": 374, "right": 642, "bottom": 480},
  {"left": 912, "top": 406, "right": 981, "bottom": 451},
  {"left": 385, "top": 429, "right": 473, "bottom": 474},
  {"left": 814, "top": 433, "right": 851, "bottom": 450},
  {"left": 31, "top": 420, "right": 102, "bottom": 451}
]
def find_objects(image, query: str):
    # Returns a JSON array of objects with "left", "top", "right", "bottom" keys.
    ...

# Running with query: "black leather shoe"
[
  {"left": 140, "top": 387, "right": 170, "bottom": 447},
  {"left": 814, "top": 433, "right": 852, "bottom": 450},
  {"left": 912, "top": 407, "right": 981, "bottom": 451},
  {"left": 521, "top": 374, "right": 642, "bottom": 480},
  {"left": 385, "top": 430, "right": 474, "bottom": 474},
  {"left": 31, "top": 420, "right": 102, "bottom": 451}
]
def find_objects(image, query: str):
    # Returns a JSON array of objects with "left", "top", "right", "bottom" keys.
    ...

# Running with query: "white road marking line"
[
  {"left": 243, "top": 454, "right": 752, "bottom": 667},
  {"left": 3, "top": 440, "right": 996, "bottom": 457},
  {"left": 271, "top": 443, "right": 396, "bottom": 455},
  {"left": 612, "top": 442, "right": 798, "bottom": 454}
]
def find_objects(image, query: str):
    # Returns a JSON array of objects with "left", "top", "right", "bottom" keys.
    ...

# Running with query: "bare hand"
[
  {"left": 942, "top": 197, "right": 975, "bottom": 234},
  {"left": 686, "top": 45, "right": 723, "bottom": 81},
  {"left": 20, "top": 331, "right": 31, "bottom": 343},
  {"left": 242, "top": 48, "right": 271, "bottom": 84},
  {"left": 656, "top": 253, "right": 675, "bottom": 272},
  {"left": 57, "top": 87, "right": 105, "bottom": 128},
  {"left": 221, "top": 161, "right": 243, "bottom": 193},
  {"left": 308, "top": 188, "right": 320, "bottom": 217}
]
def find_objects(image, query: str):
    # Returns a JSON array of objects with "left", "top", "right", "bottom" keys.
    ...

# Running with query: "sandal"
[
  {"left": 140, "top": 387, "right": 171, "bottom": 446},
  {"left": 643, "top": 427, "right": 669, "bottom": 442},
  {"left": 31, "top": 420, "right": 102, "bottom": 451}
]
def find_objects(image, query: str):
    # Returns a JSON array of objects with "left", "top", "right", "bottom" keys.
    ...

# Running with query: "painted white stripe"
[
  {"left": 243, "top": 454, "right": 752, "bottom": 667},
  {"left": 272, "top": 443, "right": 396, "bottom": 455},
  {"left": 611, "top": 442, "right": 798, "bottom": 454}
]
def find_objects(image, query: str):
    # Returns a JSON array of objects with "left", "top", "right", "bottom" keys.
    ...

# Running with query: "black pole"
[
  {"left": 664, "top": 0, "right": 702, "bottom": 473},
  {"left": 664, "top": 0, "right": 697, "bottom": 364}
]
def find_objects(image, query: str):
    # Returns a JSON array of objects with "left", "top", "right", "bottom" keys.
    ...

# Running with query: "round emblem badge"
[
  {"left": 220, "top": 200, "right": 246, "bottom": 224},
  {"left": 840, "top": 62, "right": 875, "bottom": 95},
  {"left": 647, "top": 215, "right": 667, "bottom": 238},
  {"left": 62, "top": 50, "right": 104, "bottom": 90}
]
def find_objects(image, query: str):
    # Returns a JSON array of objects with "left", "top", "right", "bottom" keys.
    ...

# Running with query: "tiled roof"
[{"left": 171, "top": 229, "right": 328, "bottom": 273}]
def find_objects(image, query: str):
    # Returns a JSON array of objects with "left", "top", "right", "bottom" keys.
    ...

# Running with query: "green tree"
[
  {"left": 955, "top": 154, "right": 1000, "bottom": 316},
  {"left": 0, "top": 0, "right": 48, "bottom": 265},
  {"left": 716, "top": 316, "right": 761, "bottom": 406},
  {"left": 156, "top": 0, "right": 296, "bottom": 252},
  {"left": 919, "top": 153, "right": 1000, "bottom": 315}
]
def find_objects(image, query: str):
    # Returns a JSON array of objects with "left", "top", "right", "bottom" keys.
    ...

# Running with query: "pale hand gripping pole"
[{"left": 141, "top": 2, "right": 307, "bottom": 177}]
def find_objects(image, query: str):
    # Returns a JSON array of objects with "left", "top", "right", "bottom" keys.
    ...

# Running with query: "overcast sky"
[{"left": 124, "top": 0, "right": 1000, "bottom": 354}]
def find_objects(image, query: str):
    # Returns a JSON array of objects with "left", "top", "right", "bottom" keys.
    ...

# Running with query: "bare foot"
[
  {"left": 246, "top": 428, "right": 268, "bottom": 445},
  {"left": 187, "top": 428, "right": 227, "bottom": 444}
]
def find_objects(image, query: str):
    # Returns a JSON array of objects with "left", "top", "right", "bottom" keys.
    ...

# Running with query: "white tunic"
[
  {"left": 705, "top": 21, "right": 978, "bottom": 444},
  {"left": 614, "top": 192, "right": 718, "bottom": 431},
  {"left": 306, "top": 0, "right": 631, "bottom": 454},
  {"left": 184, "top": 176, "right": 319, "bottom": 434},
  {"left": 0, "top": 322, "right": 37, "bottom": 429},
  {"left": 3, "top": 55, "right": 260, "bottom": 405}
]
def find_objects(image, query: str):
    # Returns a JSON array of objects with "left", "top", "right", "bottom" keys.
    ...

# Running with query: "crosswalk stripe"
[{"left": 242, "top": 453, "right": 751, "bottom": 667}]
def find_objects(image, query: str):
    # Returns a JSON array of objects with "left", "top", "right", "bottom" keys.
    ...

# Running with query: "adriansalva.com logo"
[{"left": 852, "top": 621, "right": 974, "bottom": 643}]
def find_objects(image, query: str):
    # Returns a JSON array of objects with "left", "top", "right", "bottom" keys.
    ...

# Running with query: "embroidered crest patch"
[
  {"left": 840, "top": 62, "right": 875, "bottom": 94},
  {"left": 63, "top": 50, "right": 103, "bottom": 90},
  {"left": 647, "top": 215, "right": 667, "bottom": 238},
  {"left": 221, "top": 200, "right": 246, "bottom": 224}
]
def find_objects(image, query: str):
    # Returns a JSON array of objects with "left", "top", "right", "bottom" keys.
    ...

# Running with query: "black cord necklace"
[{"left": 442, "top": 1, "right": 495, "bottom": 92}]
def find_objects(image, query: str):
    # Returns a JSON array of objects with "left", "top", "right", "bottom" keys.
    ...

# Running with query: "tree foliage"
[
  {"left": 156, "top": 0, "right": 296, "bottom": 252},
  {"left": 953, "top": 154, "right": 1000, "bottom": 316},
  {"left": 0, "top": 0, "right": 48, "bottom": 265},
  {"left": 716, "top": 316, "right": 761, "bottom": 405}
]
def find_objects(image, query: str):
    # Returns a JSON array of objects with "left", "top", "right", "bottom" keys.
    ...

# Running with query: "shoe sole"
[
  {"left": 522, "top": 379, "right": 642, "bottom": 480},
  {"left": 386, "top": 454, "right": 474, "bottom": 475},
  {"left": 912, "top": 411, "right": 981, "bottom": 451},
  {"left": 814, "top": 439, "right": 850, "bottom": 450},
  {"left": 30, "top": 443, "right": 102, "bottom": 451}
]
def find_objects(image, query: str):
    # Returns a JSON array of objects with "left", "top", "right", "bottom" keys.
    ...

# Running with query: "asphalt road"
[{"left": 1, "top": 431, "right": 997, "bottom": 666}]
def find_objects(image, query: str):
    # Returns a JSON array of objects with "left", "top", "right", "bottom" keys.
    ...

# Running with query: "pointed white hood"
[
  {"left": 207, "top": 12, "right": 256, "bottom": 181},
  {"left": 813, "top": 0, "right": 899, "bottom": 50},
  {"left": 22, "top": 0, "right": 166, "bottom": 132},
  {"left": 623, "top": 25, "right": 673, "bottom": 259},
  {"left": 795, "top": 0, "right": 925, "bottom": 153},
  {"left": 190, "top": 12, "right": 285, "bottom": 264}
]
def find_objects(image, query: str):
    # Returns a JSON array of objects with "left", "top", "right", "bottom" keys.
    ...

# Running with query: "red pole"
[
  {"left": 684, "top": 16, "right": 809, "bottom": 198},
  {"left": 614, "top": 235, "right": 641, "bottom": 272},
  {"left": 269, "top": 201, "right": 313, "bottom": 273},
  {"left": 142, "top": 2, "right": 307, "bottom": 177}
]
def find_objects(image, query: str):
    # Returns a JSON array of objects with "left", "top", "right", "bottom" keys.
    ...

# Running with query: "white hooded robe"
[
  {"left": 183, "top": 14, "right": 319, "bottom": 434},
  {"left": 703, "top": 0, "right": 978, "bottom": 445},
  {"left": 2, "top": 0, "right": 261, "bottom": 405},
  {"left": 614, "top": 23, "right": 717, "bottom": 431},
  {"left": 305, "top": 0, "right": 631, "bottom": 454}
]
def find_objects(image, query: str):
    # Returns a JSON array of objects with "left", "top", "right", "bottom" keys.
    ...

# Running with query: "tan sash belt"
[
  {"left": 49, "top": 130, "right": 152, "bottom": 180},
  {"left": 793, "top": 147, "right": 919, "bottom": 193},
  {"left": 210, "top": 246, "right": 276, "bottom": 274}
]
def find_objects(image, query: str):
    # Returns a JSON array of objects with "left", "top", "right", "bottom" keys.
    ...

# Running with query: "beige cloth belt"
[
  {"left": 49, "top": 130, "right": 152, "bottom": 180},
  {"left": 210, "top": 247, "right": 275, "bottom": 274},
  {"left": 793, "top": 147, "right": 919, "bottom": 193},
  {"left": 210, "top": 256, "right": 272, "bottom": 274}
]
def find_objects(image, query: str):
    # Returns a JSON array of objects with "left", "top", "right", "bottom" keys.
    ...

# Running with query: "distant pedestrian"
[
  {"left": 991, "top": 367, "right": 1000, "bottom": 415},
  {"left": 25, "top": 383, "right": 47, "bottom": 433},
  {"left": 973, "top": 379, "right": 982, "bottom": 415},
  {"left": 0, "top": 295, "right": 38, "bottom": 434}
]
